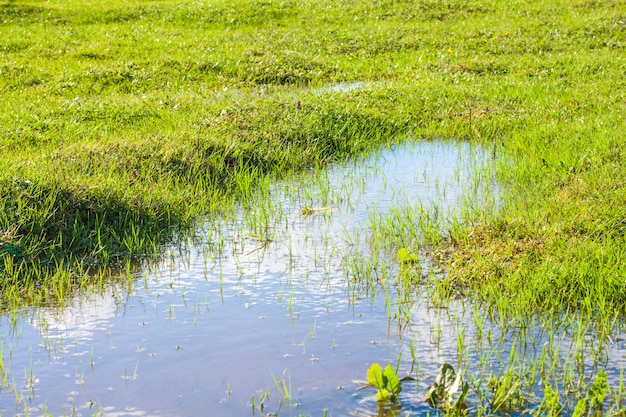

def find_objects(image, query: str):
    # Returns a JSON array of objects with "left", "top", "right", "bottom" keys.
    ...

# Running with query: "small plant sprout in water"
[
  {"left": 570, "top": 370, "right": 609, "bottom": 416},
  {"left": 367, "top": 363, "right": 402, "bottom": 403},
  {"left": 269, "top": 370, "right": 305, "bottom": 415},
  {"left": 427, "top": 363, "right": 468, "bottom": 413},
  {"left": 250, "top": 389, "right": 268, "bottom": 416}
]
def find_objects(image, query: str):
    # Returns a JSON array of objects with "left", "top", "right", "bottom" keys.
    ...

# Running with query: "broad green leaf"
[
  {"left": 452, "top": 382, "right": 469, "bottom": 412},
  {"left": 427, "top": 384, "right": 445, "bottom": 406},
  {"left": 367, "top": 363, "right": 385, "bottom": 390},
  {"left": 429, "top": 363, "right": 461, "bottom": 406},
  {"left": 435, "top": 363, "right": 458, "bottom": 394},
  {"left": 448, "top": 368, "right": 463, "bottom": 397},
  {"left": 383, "top": 364, "right": 402, "bottom": 396},
  {"left": 376, "top": 388, "right": 392, "bottom": 402}
]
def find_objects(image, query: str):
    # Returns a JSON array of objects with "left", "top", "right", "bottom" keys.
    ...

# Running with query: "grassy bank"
[{"left": 1, "top": 0, "right": 625, "bottom": 317}]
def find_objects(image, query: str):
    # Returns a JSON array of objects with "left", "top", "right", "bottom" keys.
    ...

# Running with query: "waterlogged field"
[
  {"left": 1, "top": 142, "right": 624, "bottom": 416},
  {"left": 1, "top": 0, "right": 626, "bottom": 415},
  {"left": 0, "top": 142, "right": 490, "bottom": 416}
]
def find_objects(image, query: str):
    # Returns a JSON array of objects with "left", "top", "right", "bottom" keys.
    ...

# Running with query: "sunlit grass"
[{"left": 1, "top": 0, "right": 625, "bottom": 413}]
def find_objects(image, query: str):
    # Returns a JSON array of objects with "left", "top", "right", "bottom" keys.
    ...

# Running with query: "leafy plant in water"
[
  {"left": 572, "top": 370, "right": 609, "bottom": 417},
  {"left": 588, "top": 370, "right": 609, "bottom": 413},
  {"left": 488, "top": 369, "right": 525, "bottom": 413},
  {"left": 367, "top": 363, "right": 402, "bottom": 402},
  {"left": 427, "top": 363, "right": 469, "bottom": 414},
  {"left": 538, "top": 382, "right": 562, "bottom": 417}
]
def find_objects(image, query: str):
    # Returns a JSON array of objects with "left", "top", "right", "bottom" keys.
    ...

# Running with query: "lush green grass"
[
  {"left": 1, "top": 0, "right": 625, "bottom": 414},
  {"left": 1, "top": 0, "right": 625, "bottom": 317}
]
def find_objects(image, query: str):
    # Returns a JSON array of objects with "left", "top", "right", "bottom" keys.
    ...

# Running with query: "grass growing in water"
[
  {"left": 1, "top": 0, "right": 625, "bottom": 413},
  {"left": 2, "top": 0, "right": 624, "bottom": 313}
]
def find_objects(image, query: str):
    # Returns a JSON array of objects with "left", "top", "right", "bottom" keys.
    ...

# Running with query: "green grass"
[{"left": 1, "top": 0, "right": 625, "bottom": 318}]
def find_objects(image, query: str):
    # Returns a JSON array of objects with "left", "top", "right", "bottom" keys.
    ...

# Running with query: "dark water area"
[{"left": 0, "top": 141, "right": 623, "bottom": 417}]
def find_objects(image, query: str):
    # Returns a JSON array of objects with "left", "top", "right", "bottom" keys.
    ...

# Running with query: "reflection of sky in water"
[
  {"left": 0, "top": 141, "right": 623, "bottom": 417},
  {"left": 33, "top": 294, "right": 122, "bottom": 343}
]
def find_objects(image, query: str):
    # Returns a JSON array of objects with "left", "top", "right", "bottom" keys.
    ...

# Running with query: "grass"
[
  {"left": 0, "top": 0, "right": 625, "bottom": 412},
  {"left": 1, "top": 0, "right": 412, "bottom": 299}
]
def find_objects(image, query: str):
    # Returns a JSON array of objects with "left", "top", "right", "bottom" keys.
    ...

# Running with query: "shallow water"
[{"left": 0, "top": 140, "right": 624, "bottom": 417}]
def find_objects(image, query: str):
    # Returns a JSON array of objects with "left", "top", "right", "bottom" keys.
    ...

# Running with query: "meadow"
[{"left": 1, "top": 0, "right": 625, "bottom": 413}]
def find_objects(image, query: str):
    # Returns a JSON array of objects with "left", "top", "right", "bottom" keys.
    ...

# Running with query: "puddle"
[
  {"left": 219, "top": 81, "right": 370, "bottom": 102},
  {"left": 310, "top": 81, "right": 365, "bottom": 95},
  {"left": 0, "top": 140, "right": 624, "bottom": 417}
]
